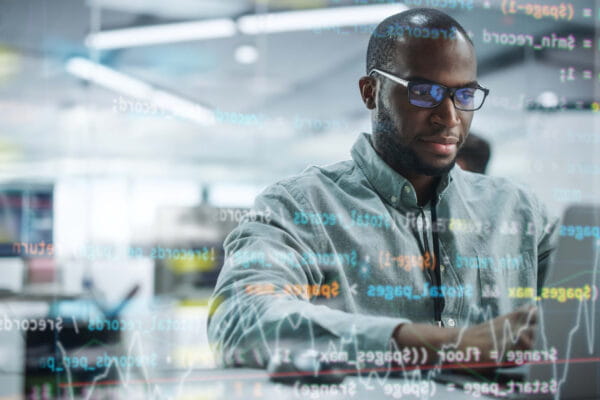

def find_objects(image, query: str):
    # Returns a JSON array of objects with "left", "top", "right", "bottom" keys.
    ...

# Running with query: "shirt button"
[
  {"left": 391, "top": 196, "right": 397, "bottom": 203},
  {"left": 404, "top": 186, "right": 411, "bottom": 193},
  {"left": 447, "top": 318, "right": 456, "bottom": 327},
  {"left": 440, "top": 265, "right": 446, "bottom": 273}
]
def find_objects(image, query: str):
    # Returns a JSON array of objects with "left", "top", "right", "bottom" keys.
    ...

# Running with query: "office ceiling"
[{"left": 0, "top": 0, "right": 596, "bottom": 185}]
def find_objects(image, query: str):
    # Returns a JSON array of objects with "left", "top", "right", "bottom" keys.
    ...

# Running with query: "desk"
[{"left": 19, "top": 368, "right": 480, "bottom": 399}]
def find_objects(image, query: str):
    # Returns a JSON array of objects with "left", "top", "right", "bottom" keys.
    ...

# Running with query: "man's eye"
[
  {"left": 457, "top": 89, "right": 475, "bottom": 101},
  {"left": 411, "top": 85, "right": 431, "bottom": 96},
  {"left": 429, "top": 86, "right": 444, "bottom": 101}
]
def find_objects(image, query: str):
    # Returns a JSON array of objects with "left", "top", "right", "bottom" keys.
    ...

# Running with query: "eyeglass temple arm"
[{"left": 369, "top": 68, "right": 410, "bottom": 87}]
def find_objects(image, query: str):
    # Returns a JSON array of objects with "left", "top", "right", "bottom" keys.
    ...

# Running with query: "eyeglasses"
[{"left": 369, "top": 68, "right": 490, "bottom": 111}]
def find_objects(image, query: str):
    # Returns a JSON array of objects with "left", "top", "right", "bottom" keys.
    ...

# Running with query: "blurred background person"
[{"left": 456, "top": 132, "right": 491, "bottom": 174}]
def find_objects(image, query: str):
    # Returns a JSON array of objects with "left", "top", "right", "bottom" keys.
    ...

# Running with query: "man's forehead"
[
  {"left": 388, "top": 35, "right": 477, "bottom": 81},
  {"left": 392, "top": 32, "right": 474, "bottom": 60}
]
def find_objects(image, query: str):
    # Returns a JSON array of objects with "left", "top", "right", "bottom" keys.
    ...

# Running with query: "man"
[{"left": 208, "top": 8, "right": 557, "bottom": 370}]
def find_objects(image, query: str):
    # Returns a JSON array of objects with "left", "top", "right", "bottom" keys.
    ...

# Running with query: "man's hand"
[
  {"left": 393, "top": 305, "right": 538, "bottom": 368},
  {"left": 454, "top": 305, "right": 537, "bottom": 365}
]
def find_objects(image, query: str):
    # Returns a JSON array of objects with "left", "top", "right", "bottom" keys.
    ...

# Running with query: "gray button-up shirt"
[{"left": 208, "top": 133, "right": 558, "bottom": 367}]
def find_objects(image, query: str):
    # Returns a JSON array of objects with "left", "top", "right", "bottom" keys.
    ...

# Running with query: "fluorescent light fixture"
[
  {"left": 238, "top": 3, "right": 409, "bottom": 35},
  {"left": 85, "top": 3, "right": 408, "bottom": 50},
  {"left": 66, "top": 57, "right": 215, "bottom": 126},
  {"left": 85, "top": 19, "right": 237, "bottom": 50},
  {"left": 66, "top": 58, "right": 153, "bottom": 99},
  {"left": 152, "top": 90, "right": 215, "bottom": 125}
]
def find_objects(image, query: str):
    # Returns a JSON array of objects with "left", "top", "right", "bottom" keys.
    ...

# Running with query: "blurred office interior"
[{"left": 0, "top": 0, "right": 598, "bottom": 397}]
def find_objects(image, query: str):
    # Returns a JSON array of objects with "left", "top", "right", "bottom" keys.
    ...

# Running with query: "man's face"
[{"left": 372, "top": 35, "right": 477, "bottom": 177}]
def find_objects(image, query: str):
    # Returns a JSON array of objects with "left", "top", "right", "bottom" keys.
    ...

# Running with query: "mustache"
[
  {"left": 374, "top": 110, "right": 463, "bottom": 146},
  {"left": 376, "top": 121, "right": 462, "bottom": 144},
  {"left": 418, "top": 131, "right": 461, "bottom": 144},
  {"left": 420, "top": 124, "right": 460, "bottom": 139}
]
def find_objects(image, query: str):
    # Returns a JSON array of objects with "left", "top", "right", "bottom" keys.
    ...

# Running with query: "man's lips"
[
  {"left": 418, "top": 137, "right": 459, "bottom": 156},
  {"left": 420, "top": 136, "right": 459, "bottom": 145}
]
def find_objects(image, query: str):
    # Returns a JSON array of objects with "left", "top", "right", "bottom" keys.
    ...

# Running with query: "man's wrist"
[{"left": 392, "top": 322, "right": 460, "bottom": 365}]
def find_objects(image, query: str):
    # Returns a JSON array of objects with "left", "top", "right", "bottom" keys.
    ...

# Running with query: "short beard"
[{"left": 373, "top": 106, "right": 456, "bottom": 177}]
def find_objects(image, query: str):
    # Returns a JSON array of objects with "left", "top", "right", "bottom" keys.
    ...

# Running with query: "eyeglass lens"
[{"left": 409, "top": 83, "right": 485, "bottom": 110}]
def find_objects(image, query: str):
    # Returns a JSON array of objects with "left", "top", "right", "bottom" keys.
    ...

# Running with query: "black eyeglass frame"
[{"left": 368, "top": 68, "right": 490, "bottom": 111}]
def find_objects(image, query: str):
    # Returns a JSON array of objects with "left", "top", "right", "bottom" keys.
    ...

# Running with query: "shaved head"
[{"left": 366, "top": 8, "right": 473, "bottom": 74}]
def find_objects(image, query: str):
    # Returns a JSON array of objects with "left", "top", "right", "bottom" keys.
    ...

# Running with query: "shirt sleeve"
[{"left": 207, "top": 182, "right": 407, "bottom": 368}]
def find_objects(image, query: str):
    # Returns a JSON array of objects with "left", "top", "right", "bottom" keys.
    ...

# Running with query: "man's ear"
[{"left": 358, "top": 76, "right": 377, "bottom": 110}]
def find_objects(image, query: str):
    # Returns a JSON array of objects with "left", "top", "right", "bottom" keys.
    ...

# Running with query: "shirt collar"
[{"left": 351, "top": 132, "right": 455, "bottom": 209}]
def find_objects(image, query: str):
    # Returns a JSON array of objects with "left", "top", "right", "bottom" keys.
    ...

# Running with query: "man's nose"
[{"left": 430, "top": 96, "right": 460, "bottom": 128}]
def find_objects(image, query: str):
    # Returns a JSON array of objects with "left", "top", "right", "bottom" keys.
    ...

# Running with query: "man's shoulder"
[
  {"left": 263, "top": 159, "right": 360, "bottom": 199},
  {"left": 454, "top": 168, "right": 533, "bottom": 196},
  {"left": 452, "top": 168, "right": 548, "bottom": 214}
]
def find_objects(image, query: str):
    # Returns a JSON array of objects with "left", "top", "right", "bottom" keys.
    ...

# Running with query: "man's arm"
[
  {"left": 391, "top": 186, "right": 556, "bottom": 368},
  {"left": 207, "top": 182, "right": 408, "bottom": 368},
  {"left": 393, "top": 305, "right": 538, "bottom": 367}
]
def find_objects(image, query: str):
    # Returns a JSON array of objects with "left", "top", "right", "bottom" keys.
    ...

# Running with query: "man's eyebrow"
[
  {"left": 461, "top": 80, "right": 480, "bottom": 87},
  {"left": 403, "top": 75, "right": 433, "bottom": 82},
  {"left": 405, "top": 76, "right": 480, "bottom": 87}
]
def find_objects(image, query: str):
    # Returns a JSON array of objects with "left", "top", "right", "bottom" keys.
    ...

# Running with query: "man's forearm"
[
  {"left": 393, "top": 306, "right": 538, "bottom": 368},
  {"left": 393, "top": 323, "right": 459, "bottom": 365}
]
